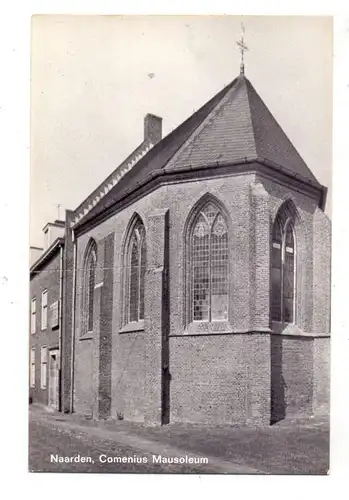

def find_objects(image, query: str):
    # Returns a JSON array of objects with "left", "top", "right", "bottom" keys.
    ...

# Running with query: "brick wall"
[
  {"left": 313, "top": 337, "right": 330, "bottom": 415},
  {"left": 112, "top": 332, "right": 145, "bottom": 422},
  {"left": 98, "top": 233, "right": 115, "bottom": 418},
  {"left": 170, "top": 333, "right": 270, "bottom": 425},
  {"left": 72, "top": 171, "right": 331, "bottom": 424},
  {"left": 144, "top": 209, "right": 169, "bottom": 425},
  {"left": 313, "top": 208, "right": 331, "bottom": 333},
  {"left": 73, "top": 238, "right": 104, "bottom": 418},
  {"left": 74, "top": 338, "right": 95, "bottom": 417},
  {"left": 249, "top": 181, "right": 270, "bottom": 330},
  {"left": 259, "top": 175, "right": 318, "bottom": 332},
  {"left": 312, "top": 208, "right": 331, "bottom": 415},
  {"left": 62, "top": 210, "right": 75, "bottom": 412},
  {"left": 271, "top": 335, "right": 313, "bottom": 422},
  {"left": 73, "top": 175, "right": 257, "bottom": 422}
]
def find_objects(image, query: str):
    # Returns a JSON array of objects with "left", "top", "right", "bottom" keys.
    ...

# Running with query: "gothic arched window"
[
  {"left": 190, "top": 202, "right": 229, "bottom": 322},
  {"left": 124, "top": 218, "right": 146, "bottom": 324},
  {"left": 82, "top": 240, "right": 97, "bottom": 335},
  {"left": 271, "top": 203, "right": 296, "bottom": 323}
]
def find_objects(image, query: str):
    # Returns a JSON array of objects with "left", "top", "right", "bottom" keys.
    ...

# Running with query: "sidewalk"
[{"left": 30, "top": 404, "right": 329, "bottom": 474}]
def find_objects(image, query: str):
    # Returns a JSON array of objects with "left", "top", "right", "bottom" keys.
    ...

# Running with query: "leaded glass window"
[
  {"left": 83, "top": 240, "right": 97, "bottom": 335},
  {"left": 191, "top": 203, "right": 228, "bottom": 322},
  {"left": 271, "top": 205, "right": 296, "bottom": 323},
  {"left": 87, "top": 254, "right": 96, "bottom": 331},
  {"left": 126, "top": 220, "right": 146, "bottom": 323}
]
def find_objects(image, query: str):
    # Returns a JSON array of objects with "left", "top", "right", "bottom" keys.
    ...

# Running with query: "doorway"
[{"left": 48, "top": 349, "right": 60, "bottom": 410}]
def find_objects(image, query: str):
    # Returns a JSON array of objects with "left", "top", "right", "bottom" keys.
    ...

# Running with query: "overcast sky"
[{"left": 30, "top": 15, "right": 332, "bottom": 247}]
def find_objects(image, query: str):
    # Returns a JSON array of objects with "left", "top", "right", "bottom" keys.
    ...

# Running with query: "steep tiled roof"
[
  {"left": 74, "top": 78, "right": 238, "bottom": 227},
  {"left": 165, "top": 75, "right": 319, "bottom": 184},
  {"left": 75, "top": 74, "right": 321, "bottom": 229}
]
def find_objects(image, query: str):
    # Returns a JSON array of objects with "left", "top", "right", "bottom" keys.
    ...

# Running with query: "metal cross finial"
[{"left": 236, "top": 22, "right": 248, "bottom": 75}]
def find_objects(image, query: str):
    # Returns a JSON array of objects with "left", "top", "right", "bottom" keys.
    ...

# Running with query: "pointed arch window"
[
  {"left": 82, "top": 240, "right": 97, "bottom": 335},
  {"left": 271, "top": 204, "right": 296, "bottom": 323},
  {"left": 190, "top": 202, "right": 229, "bottom": 322},
  {"left": 124, "top": 219, "right": 146, "bottom": 324}
]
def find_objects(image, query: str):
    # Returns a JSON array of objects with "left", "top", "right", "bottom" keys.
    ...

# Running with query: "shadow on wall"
[{"left": 270, "top": 336, "right": 286, "bottom": 424}]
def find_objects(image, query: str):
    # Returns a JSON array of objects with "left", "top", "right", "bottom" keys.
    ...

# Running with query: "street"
[
  {"left": 29, "top": 410, "right": 215, "bottom": 473},
  {"left": 29, "top": 405, "right": 329, "bottom": 474}
]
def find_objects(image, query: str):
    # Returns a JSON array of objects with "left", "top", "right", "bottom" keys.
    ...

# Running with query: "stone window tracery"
[
  {"left": 271, "top": 203, "right": 296, "bottom": 323},
  {"left": 191, "top": 202, "right": 228, "bottom": 322},
  {"left": 124, "top": 219, "right": 146, "bottom": 324}
]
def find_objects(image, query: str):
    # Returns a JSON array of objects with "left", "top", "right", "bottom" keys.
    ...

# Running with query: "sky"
[{"left": 30, "top": 15, "right": 332, "bottom": 247}]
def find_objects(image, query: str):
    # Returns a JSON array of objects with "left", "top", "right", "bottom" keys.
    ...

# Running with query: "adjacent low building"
[{"left": 29, "top": 221, "right": 65, "bottom": 409}]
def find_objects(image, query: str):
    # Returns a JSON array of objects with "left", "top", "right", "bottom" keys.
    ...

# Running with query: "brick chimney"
[
  {"left": 42, "top": 220, "right": 65, "bottom": 251},
  {"left": 144, "top": 114, "right": 162, "bottom": 144}
]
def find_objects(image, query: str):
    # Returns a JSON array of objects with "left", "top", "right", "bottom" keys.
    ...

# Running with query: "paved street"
[{"left": 29, "top": 406, "right": 329, "bottom": 474}]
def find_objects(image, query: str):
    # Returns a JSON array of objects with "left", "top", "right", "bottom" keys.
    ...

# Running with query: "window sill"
[
  {"left": 271, "top": 322, "right": 325, "bottom": 337},
  {"left": 184, "top": 321, "right": 233, "bottom": 335},
  {"left": 79, "top": 333, "right": 93, "bottom": 341},
  {"left": 119, "top": 320, "right": 144, "bottom": 334}
]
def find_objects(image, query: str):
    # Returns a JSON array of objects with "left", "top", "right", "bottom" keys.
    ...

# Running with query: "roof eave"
[
  {"left": 30, "top": 237, "right": 65, "bottom": 277},
  {"left": 74, "top": 156, "right": 326, "bottom": 234},
  {"left": 255, "top": 157, "right": 324, "bottom": 198},
  {"left": 319, "top": 184, "right": 328, "bottom": 211}
]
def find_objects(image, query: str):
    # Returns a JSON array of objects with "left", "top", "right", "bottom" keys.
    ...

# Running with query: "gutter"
[
  {"left": 319, "top": 185, "right": 328, "bottom": 212},
  {"left": 74, "top": 157, "right": 325, "bottom": 236}
]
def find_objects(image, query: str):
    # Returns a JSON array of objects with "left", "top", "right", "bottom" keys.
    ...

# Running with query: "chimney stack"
[
  {"left": 144, "top": 114, "right": 162, "bottom": 145},
  {"left": 42, "top": 220, "right": 65, "bottom": 251}
]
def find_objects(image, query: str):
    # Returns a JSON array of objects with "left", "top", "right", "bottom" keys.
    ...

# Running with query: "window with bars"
[
  {"left": 271, "top": 203, "right": 296, "bottom": 323},
  {"left": 124, "top": 219, "right": 146, "bottom": 324},
  {"left": 82, "top": 240, "right": 97, "bottom": 335},
  {"left": 190, "top": 202, "right": 228, "bottom": 322}
]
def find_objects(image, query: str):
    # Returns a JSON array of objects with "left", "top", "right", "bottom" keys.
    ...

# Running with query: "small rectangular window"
[
  {"left": 50, "top": 301, "right": 59, "bottom": 329},
  {"left": 30, "top": 348, "right": 36, "bottom": 388},
  {"left": 31, "top": 298, "right": 36, "bottom": 334},
  {"left": 40, "top": 346, "right": 47, "bottom": 389},
  {"left": 41, "top": 290, "right": 48, "bottom": 330}
]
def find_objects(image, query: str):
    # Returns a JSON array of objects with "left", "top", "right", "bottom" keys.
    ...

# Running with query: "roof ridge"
[
  {"left": 242, "top": 77, "right": 258, "bottom": 158},
  {"left": 244, "top": 78, "right": 320, "bottom": 185},
  {"left": 165, "top": 78, "right": 241, "bottom": 169}
]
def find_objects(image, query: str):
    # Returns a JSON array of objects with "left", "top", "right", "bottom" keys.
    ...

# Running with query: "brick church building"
[{"left": 31, "top": 68, "right": 331, "bottom": 426}]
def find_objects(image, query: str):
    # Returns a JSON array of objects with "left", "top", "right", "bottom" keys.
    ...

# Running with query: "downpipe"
[
  {"left": 58, "top": 243, "right": 64, "bottom": 411},
  {"left": 69, "top": 230, "right": 77, "bottom": 413}
]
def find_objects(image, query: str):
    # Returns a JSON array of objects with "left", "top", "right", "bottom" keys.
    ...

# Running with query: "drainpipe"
[
  {"left": 70, "top": 230, "right": 77, "bottom": 413},
  {"left": 58, "top": 243, "right": 64, "bottom": 412}
]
